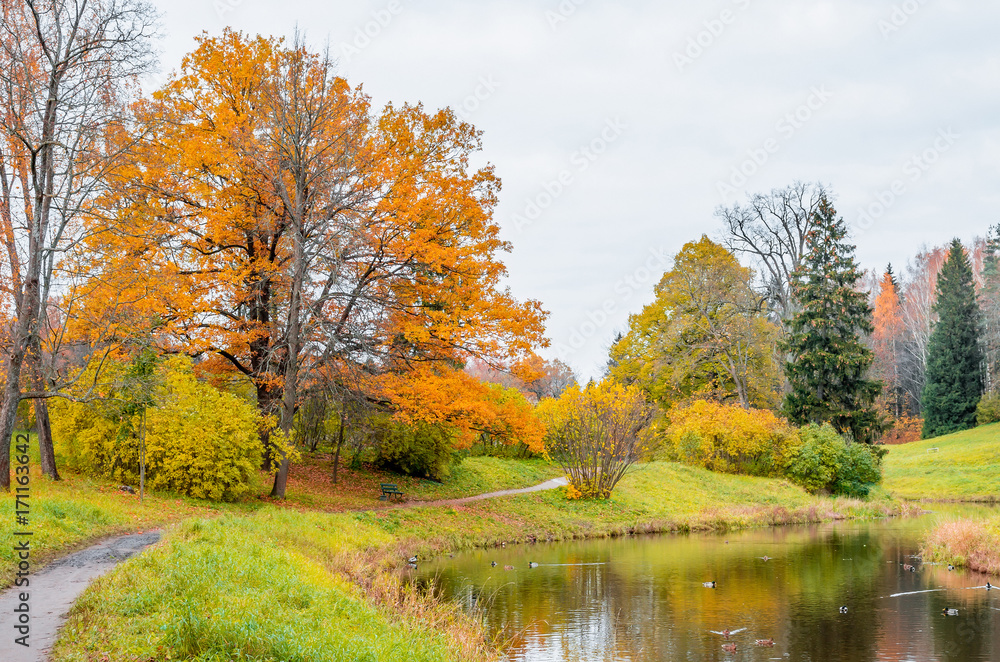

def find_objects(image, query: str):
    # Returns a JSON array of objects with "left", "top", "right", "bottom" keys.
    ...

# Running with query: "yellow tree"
[
  {"left": 610, "top": 236, "right": 781, "bottom": 410},
  {"left": 82, "top": 31, "right": 546, "bottom": 496}
]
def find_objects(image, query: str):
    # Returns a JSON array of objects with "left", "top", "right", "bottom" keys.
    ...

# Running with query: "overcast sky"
[{"left": 149, "top": 0, "right": 1000, "bottom": 382}]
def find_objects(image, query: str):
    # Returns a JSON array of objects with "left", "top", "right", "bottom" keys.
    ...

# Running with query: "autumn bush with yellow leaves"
[
  {"left": 663, "top": 400, "right": 885, "bottom": 497},
  {"left": 51, "top": 356, "right": 265, "bottom": 501},
  {"left": 663, "top": 400, "right": 800, "bottom": 477},
  {"left": 538, "top": 381, "right": 657, "bottom": 499}
]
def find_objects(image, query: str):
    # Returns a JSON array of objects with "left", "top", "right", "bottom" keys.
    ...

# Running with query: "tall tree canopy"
[
  {"left": 783, "top": 196, "right": 884, "bottom": 443},
  {"left": 609, "top": 236, "right": 780, "bottom": 409},
  {"left": 79, "top": 31, "right": 547, "bottom": 496},
  {"left": 922, "top": 239, "right": 983, "bottom": 438},
  {"left": 871, "top": 268, "right": 905, "bottom": 418}
]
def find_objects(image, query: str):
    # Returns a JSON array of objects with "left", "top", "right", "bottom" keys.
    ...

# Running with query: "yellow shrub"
[
  {"left": 52, "top": 356, "right": 264, "bottom": 501},
  {"left": 665, "top": 400, "right": 800, "bottom": 476}
]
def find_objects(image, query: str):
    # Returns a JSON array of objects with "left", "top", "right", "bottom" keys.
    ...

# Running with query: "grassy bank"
[
  {"left": 922, "top": 515, "right": 1000, "bottom": 576},
  {"left": 882, "top": 423, "right": 1000, "bottom": 500},
  {"left": 52, "top": 461, "right": 916, "bottom": 661}
]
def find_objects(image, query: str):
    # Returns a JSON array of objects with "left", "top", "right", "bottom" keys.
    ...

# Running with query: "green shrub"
[
  {"left": 976, "top": 393, "right": 1000, "bottom": 425},
  {"left": 784, "top": 424, "right": 884, "bottom": 497},
  {"left": 374, "top": 419, "right": 458, "bottom": 480},
  {"left": 52, "top": 356, "right": 264, "bottom": 501}
]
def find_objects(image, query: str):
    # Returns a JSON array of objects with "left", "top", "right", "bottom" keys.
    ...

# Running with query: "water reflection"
[{"left": 418, "top": 511, "right": 1000, "bottom": 661}]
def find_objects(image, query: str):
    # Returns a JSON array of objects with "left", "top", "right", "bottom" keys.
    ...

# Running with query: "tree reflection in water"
[{"left": 419, "top": 514, "right": 1000, "bottom": 661}]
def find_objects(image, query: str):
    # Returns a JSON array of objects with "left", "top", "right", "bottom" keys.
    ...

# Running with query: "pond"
[{"left": 416, "top": 506, "right": 1000, "bottom": 661}]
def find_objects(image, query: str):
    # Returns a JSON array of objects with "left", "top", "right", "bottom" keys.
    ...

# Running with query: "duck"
[
  {"left": 528, "top": 562, "right": 539, "bottom": 568},
  {"left": 721, "top": 642, "right": 737, "bottom": 653},
  {"left": 759, "top": 555, "right": 771, "bottom": 562},
  {"left": 710, "top": 628, "right": 746, "bottom": 638},
  {"left": 503, "top": 565, "right": 514, "bottom": 571},
  {"left": 902, "top": 563, "right": 915, "bottom": 572},
  {"left": 703, "top": 581, "right": 717, "bottom": 588},
  {"left": 948, "top": 564, "right": 955, "bottom": 571},
  {"left": 987, "top": 582, "right": 994, "bottom": 590},
  {"left": 943, "top": 607, "right": 959, "bottom": 616},
  {"left": 491, "top": 561, "right": 497, "bottom": 567},
  {"left": 755, "top": 638, "right": 775, "bottom": 647},
  {"left": 839, "top": 606, "right": 848, "bottom": 613},
  {"left": 408, "top": 556, "right": 418, "bottom": 564}
]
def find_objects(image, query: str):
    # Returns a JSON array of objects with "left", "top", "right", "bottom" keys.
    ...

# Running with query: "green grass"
[
  {"left": 53, "top": 461, "right": 911, "bottom": 662},
  {"left": 53, "top": 513, "right": 486, "bottom": 662},
  {"left": 882, "top": 423, "right": 1000, "bottom": 500},
  {"left": 1, "top": 443, "right": 251, "bottom": 589}
]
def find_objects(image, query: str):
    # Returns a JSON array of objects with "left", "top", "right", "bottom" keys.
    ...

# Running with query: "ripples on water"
[{"left": 417, "top": 506, "right": 1000, "bottom": 661}]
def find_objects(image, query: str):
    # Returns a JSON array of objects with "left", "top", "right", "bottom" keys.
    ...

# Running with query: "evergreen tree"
[
  {"left": 922, "top": 239, "right": 984, "bottom": 437},
  {"left": 783, "top": 196, "right": 885, "bottom": 443}
]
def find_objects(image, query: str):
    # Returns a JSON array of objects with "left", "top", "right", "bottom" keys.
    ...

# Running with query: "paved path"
[
  {"left": 0, "top": 531, "right": 162, "bottom": 662},
  {"left": 0, "top": 476, "right": 566, "bottom": 661},
  {"left": 395, "top": 476, "right": 568, "bottom": 509}
]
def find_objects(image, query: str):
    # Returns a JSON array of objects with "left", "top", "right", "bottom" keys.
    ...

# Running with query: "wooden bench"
[{"left": 379, "top": 483, "right": 404, "bottom": 501}]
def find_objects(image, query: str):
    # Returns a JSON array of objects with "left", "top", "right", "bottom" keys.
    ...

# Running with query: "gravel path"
[
  {"left": 0, "top": 531, "right": 162, "bottom": 662},
  {"left": 0, "top": 475, "right": 567, "bottom": 661}
]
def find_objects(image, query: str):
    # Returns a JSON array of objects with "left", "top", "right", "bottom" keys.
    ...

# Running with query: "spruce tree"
[
  {"left": 922, "top": 239, "right": 983, "bottom": 437},
  {"left": 783, "top": 196, "right": 885, "bottom": 442}
]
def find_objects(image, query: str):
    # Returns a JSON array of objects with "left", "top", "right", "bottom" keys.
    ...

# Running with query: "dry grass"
[{"left": 922, "top": 516, "right": 1000, "bottom": 576}]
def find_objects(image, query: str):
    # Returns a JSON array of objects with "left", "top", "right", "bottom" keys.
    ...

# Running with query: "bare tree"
[
  {"left": 716, "top": 182, "right": 827, "bottom": 323},
  {"left": 0, "top": 0, "right": 157, "bottom": 490}
]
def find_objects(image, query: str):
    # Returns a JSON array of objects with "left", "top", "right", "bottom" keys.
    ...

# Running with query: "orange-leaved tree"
[{"left": 81, "top": 30, "right": 546, "bottom": 496}]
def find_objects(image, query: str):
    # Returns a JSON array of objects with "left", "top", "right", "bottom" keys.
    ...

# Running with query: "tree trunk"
[
  {"left": 29, "top": 335, "right": 58, "bottom": 480},
  {"left": 332, "top": 411, "right": 345, "bottom": 485},
  {"left": 0, "top": 281, "right": 39, "bottom": 491},
  {"left": 35, "top": 399, "right": 58, "bottom": 481}
]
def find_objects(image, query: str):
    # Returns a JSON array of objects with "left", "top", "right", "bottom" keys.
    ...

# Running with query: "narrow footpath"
[{"left": 0, "top": 476, "right": 567, "bottom": 661}]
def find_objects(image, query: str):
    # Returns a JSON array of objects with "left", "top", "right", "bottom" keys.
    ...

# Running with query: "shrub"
[
  {"left": 52, "top": 356, "right": 264, "bottom": 501},
  {"left": 538, "top": 381, "right": 656, "bottom": 499},
  {"left": 877, "top": 415, "right": 924, "bottom": 444},
  {"left": 784, "top": 424, "right": 884, "bottom": 497},
  {"left": 664, "top": 400, "right": 800, "bottom": 476},
  {"left": 976, "top": 393, "right": 1000, "bottom": 425},
  {"left": 373, "top": 419, "right": 458, "bottom": 480}
]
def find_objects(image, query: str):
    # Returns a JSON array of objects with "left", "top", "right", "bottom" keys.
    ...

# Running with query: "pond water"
[{"left": 417, "top": 506, "right": 1000, "bottom": 661}]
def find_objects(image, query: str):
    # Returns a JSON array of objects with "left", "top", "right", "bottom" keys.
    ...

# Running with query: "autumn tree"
[
  {"left": 609, "top": 236, "right": 781, "bottom": 410},
  {"left": 87, "top": 31, "right": 546, "bottom": 496},
  {"left": 922, "top": 239, "right": 983, "bottom": 438},
  {"left": 0, "top": 0, "right": 157, "bottom": 490},
  {"left": 783, "top": 196, "right": 885, "bottom": 443},
  {"left": 717, "top": 181, "right": 827, "bottom": 323},
  {"left": 871, "top": 267, "right": 906, "bottom": 418}
]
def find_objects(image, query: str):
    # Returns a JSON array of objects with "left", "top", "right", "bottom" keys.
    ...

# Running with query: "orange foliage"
[
  {"left": 78, "top": 30, "right": 546, "bottom": 456},
  {"left": 877, "top": 415, "right": 923, "bottom": 444}
]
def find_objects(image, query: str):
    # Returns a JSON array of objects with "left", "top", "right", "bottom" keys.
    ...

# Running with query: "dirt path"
[
  {"left": 0, "top": 531, "right": 162, "bottom": 662},
  {"left": 0, "top": 476, "right": 567, "bottom": 661}
]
